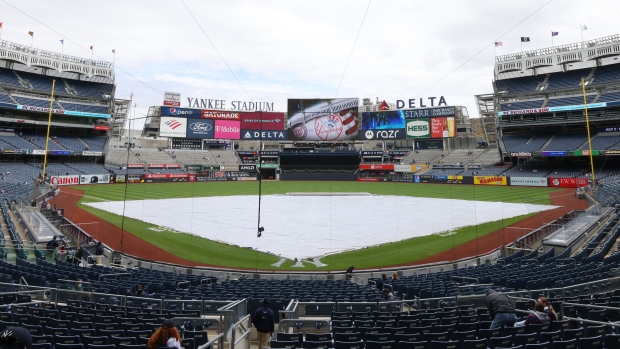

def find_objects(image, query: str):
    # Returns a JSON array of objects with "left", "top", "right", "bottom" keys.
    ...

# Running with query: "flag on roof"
[
  {"left": 89, "top": 45, "right": 93, "bottom": 50},
  {"left": 28, "top": 31, "right": 33, "bottom": 37},
  {"left": 112, "top": 49, "right": 116, "bottom": 54},
  {"left": 59, "top": 39, "right": 64, "bottom": 45},
  {"left": 581, "top": 25, "right": 588, "bottom": 31},
  {"left": 494, "top": 41, "right": 503, "bottom": 47},
  {"left": 0, "top": 22, "right": 3, "bottom": 29},
  {"left": 551, "top": 31, "right": 559, "bottom": 36},
  {"left": 521, "top": 37, "right": 530, "bottom": 42}
]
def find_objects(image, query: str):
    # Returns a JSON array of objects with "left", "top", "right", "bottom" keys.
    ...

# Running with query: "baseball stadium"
[{"left": 1, "top": 12, "right": 620, "bottom": 349}]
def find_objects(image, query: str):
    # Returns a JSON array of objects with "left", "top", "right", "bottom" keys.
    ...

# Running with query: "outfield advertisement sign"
[
  {"left": 27, "top": 149, "right": 46, "bottom": 155},
  {"left": 0, "top": 102, "right": 110, "bottom": 118},
  {"left": 497, "top": 102, "right": 608, "bottom": 116},
  {"left": 51, "top": 175, "right": 80, "bottom": 186},
  {"left": 549, "top": 177, "right": 588, "bottom": 188},
  {"left": 239, "top": 112, "right": 285, "bottom": 130},
  {"left": 144, "top": 173, "right": 189, "bottom": 183},
  {"left": 127, "top": 163, "right": 144, "bottom": 168},
  {"left": 214, "top": 120, "right": 241, "bottom": 140},
  {"left": 82, "top": 151, "right": 103, "bottom": 156},
  {"left": 186, "top": 119, "right": 214, "bottom": 139},
  {"left": 510, "top": 177, "right": 548, "bottom": 187},
  {"left": 240, "top": 130, "right": 287, "bottom": 140},
  {"left": 414, "top": 139, "right": 443, "bottom": 150},
  {"left": 474, "top": 176, "right": 507, "bottom": 185},
  {"left": 80, "top": 174, "right": 110, "bottom": 184},
  {"left": 160, "top": 117, "right": 187, "bottom": 138},
  {"left": 147, "top": 163, "right": 181, "bottom": 169},
  {"left": 406, "top": 119, "right": 430, "bottom": 138},
  {"left": 359, "top": 164, "right": 395, "bottom": 171}
]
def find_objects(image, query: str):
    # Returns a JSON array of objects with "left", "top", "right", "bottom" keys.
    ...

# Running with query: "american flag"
[
  {"left": 494, "top": 41, "right": 503, "bottom": 47},
  {"left": 552, "top": 31, "right": 559, "bottom": 36}
]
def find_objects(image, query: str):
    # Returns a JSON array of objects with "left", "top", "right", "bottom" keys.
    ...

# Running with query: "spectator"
[
  {"left": 538, "top": 297, "right": 558, "bottom": 322},
  {"left": 74, "top": 278, "right": 83, "bottom": 292},
  {"left": 45, "top": 236, "right": 59, "bottom": 261},
  {"left": 136, "top": 284, "right": 149, "bottom": 297},
  {"left": 95, "top": 241, "right": 104, "bottom": 265},
  {"left": 252, "top": 298, "right": 275, "bottom": 349},
  {"left": 392, "top": 272, "right": 400, "bottom": 281},
  {"left": 0, "top": 326, "right": 33, "bottom": 349},
  {"left": 147, "top": 320, "right": 181, "bottom": 349},
  {"left": 376, "top": 273, "right": 388, "bottom": 290},
  {"left": 73, "top": 245, "right": 84, "bottom": 265},
  {"left": 485, "top": 288, "right": 517, "bottom": 329},
  {"left": 514, "top": 300, "right": 550, "bottom": 327}
]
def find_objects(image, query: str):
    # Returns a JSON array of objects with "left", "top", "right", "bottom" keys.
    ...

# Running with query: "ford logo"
[{"left": 190, "top": 123, "right": 212, "bottom": 132}]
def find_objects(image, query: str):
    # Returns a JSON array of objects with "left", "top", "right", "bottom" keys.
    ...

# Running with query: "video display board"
[{"left": 287, "top": 98, "right": 359, "bottom": 141}]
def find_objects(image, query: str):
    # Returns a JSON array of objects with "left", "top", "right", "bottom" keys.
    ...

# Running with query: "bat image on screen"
[{"left": 288, "top": 98, "right": 359, "bottom": 141}]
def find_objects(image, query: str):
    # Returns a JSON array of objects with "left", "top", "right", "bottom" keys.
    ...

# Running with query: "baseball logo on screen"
[{"left": 293, "top": 124, "right": 308, "bottom": 140}]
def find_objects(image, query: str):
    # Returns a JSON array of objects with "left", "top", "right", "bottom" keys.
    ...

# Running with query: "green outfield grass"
[{"left": 73, "top": 182, "right": 561, "bottom": 270}]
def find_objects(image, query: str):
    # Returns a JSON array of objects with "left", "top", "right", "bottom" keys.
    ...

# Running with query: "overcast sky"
[{"left": 1, "top": 0, "right": 619, "bottom": 123}]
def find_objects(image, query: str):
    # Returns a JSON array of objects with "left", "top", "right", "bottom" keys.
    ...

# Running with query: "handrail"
[
  {"left": 98, "top": 273, "right": 132, "bottom": 282},
  {"left": 279, "top": 299, "right": 299, "bottom": 320},
  {"left": 177, "top": 281, "right": 191, "bottom": 290},
  {"left": 198, "top": 333, "right": 224, "bottom": 349},
  {"left": 230, "top": 314, "right": 251, "bottom": 349}
]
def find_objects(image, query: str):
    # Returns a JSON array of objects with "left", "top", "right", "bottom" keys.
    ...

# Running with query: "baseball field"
[{"left": 52, "top": 181, "right": 585, "bottom": 271}]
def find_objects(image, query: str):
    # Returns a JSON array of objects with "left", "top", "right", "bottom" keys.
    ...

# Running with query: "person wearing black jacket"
[
  {"left": 252, "top": 298, "right": 275, "bottom": 349},
  {"left": 485, "top": 288, "right": 517, "bottom": 329}
]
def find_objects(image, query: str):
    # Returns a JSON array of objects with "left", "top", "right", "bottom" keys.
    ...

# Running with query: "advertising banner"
[
  {"left": 27, "top": 149, "right": 46, "bottom": 155},
  {"left": 406, "top": 119, "right": 430, "bottom": 139},
  {"left": 82, "top": 151, "right": 103, "bottom": 156},
  {"left": 186, "top": 119, "right": 214, "bottom": 139},
  {"left": 287, "top": 98, "right": 359, "bottom": 141},
  {"left": 239, "top": 164, "right": 257, "bottom": 172},
  {"left": 160, "top": 107, "right": 203, "bottom": 118},
  {"left": 79, "top": 174, "right": 110, "bottom": 184},
  {"left": 394, "top": 164, "right": 412, "bottom": 173},
  {"left": 171, "top": 138, "right": 202, "bottom": 150},
  {"left": 147, "top": 163, "right": 181, "bottom": 169},
  {"left": 160, "top": 117, "right": 187, "bottom": 138},
  {"left": 240, "top": 130, "right": 287, "bottom": 140},
  {"left": 574, "top": 150, "right": 600, "bottom": 156},
  {"left": 214, "top": 120, "right": 240, "bottom": 140},
  {"left": 361, "top": 110, "right": 406, "bottom": 131},
  {"left": 606, "top": 150, "right": 620, "bottom": 155},
  {"left": 403, "top": 106, "right": 455, "bottom": 119},
  {"left": 50, "top": 150, "right": 71, "bottom": 155},
  {"left": 359, "top": 164, "right": 395, "bottom": 171},
  {"left": 414, "top": 139, "right": 444, "bottom": 150},
  {"left": 429, "top": 117, "right": 455, "bottom": 138},
  {"left": 549, "top": 177, "right": 588, "bottom": 188},
  {"left": 510, "top": 152, "right": 532, "bottom": 157},
  {"left": 50, "top": 175, "right": 80, "bottom": 186},
  {"left": 413, "top": 164, "right": 429, "bottom": 172},
  {"left": 164, "top": 92, "right": 181, "bottom": 107},
  {"left": 474, "top": 176, "right": 507, "bottom": 185},
  {"left": 240, "top": 112, "right": 285, "bottom": 130},
  {"left": 94, "top": 125, "right": 110, "bottom": 131},
  {"left": 542, "top": 151, "right": 567, "bottom": 156},
  {"left": 144, "top": 173, "right": 189, "bottom": 183},
  {"left": 3, "top": 149, "right": 23, "bottom": 154},
  {"left": 201, "top": 110, "right": 240, "bottom": 120},
  {"left": 114, "top": 174, "right": 143, "bottom": 183},
  {"left": 360, "top": 129, "right": 404, "bottom": 140},
  {"left": 509, "top": 177, "right": 548, "bottom": 187},
  {"left": 127, "top": 163, "right": 144, "bottom": 168}
]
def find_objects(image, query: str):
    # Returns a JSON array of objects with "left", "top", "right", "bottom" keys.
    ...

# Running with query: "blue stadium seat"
[{"left": 303, "top": 340, "right": 332, "bottom": 349}]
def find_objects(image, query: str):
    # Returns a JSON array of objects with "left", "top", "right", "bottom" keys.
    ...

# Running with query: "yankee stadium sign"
[{"left": 187, "top": 97, "right": 274, "bottom": 112}]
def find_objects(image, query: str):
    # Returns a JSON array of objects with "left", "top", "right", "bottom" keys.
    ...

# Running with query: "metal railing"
[
  {"left": 230, "top": 314, "right": 251, "bottom": 349},
  {"left": 217, "top": 299, "right": 248, "bottom": 339}
]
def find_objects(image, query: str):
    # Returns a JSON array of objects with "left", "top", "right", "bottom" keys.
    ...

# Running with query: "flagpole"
[
  {"left": 551, "top": 32, "right": 554, "bottom": 48},
  {"left": 581, "top": 77, "right": 595, "bottom": 188},
  {"left": 41, "top": 80, "right": 56, "bottom": 184}
]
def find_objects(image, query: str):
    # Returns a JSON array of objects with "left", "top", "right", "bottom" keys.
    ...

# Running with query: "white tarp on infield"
[{"left": 85, "top": 195, "right": 557, "bottom": 260}]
